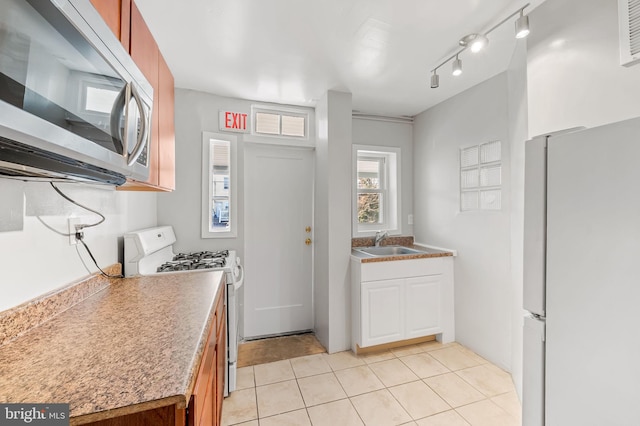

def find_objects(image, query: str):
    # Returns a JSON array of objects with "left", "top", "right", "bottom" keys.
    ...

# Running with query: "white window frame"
[
  {"left": 201, "top": 131, "right": 238, "bottom": 238},
  {"left": 244, "top": 104, "right": 315, "bottom": 148},
  {"left": 352, "top": 145, "right": 401, "bottom": 237}
]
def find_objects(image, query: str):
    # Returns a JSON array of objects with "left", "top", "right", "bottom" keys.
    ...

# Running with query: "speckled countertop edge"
[{"left": 0, "top": 270, "right": 225, "bottom": 425}]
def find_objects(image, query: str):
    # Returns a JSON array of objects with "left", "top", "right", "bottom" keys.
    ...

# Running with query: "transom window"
[{"left": 253, "top": 107, "right": 307, "bottom": 138}]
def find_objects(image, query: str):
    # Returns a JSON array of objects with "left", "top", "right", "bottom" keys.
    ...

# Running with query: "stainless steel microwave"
[{"left": 0, "top": 0, "right": 152, "bottom": 185}]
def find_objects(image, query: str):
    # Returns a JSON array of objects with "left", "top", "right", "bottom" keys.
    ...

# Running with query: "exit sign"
[{"left": 219, "top": 111, "right": 248, "bottom": 133}]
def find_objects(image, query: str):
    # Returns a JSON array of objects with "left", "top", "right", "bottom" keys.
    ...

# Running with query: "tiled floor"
[{"left": 221, "top": 341, "right": 521, "bottom": 426}]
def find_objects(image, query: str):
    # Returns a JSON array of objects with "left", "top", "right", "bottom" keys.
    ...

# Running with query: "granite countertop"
[
  {"left": 351, "top": 244, "right": 454, "bottom": 263},
  {"left": 0, "top": 270, "right": 224, "bottom": 425}
]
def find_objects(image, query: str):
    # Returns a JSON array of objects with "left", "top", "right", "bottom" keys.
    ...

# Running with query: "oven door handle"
[{"left": 233, "top": 264, "right": 244, "bottom": 290}]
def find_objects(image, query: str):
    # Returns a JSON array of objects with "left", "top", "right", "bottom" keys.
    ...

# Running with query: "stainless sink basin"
[{"left": 354, "top": 245, "right": 425, "bottom": 257}]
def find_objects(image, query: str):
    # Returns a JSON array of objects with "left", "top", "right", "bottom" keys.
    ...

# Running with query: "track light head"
[
  {"left": 459, "top": 33, "right": 488, "bottom": 53},
  {"left": 515, "top": 12, "right": 530, "bottom": 39},
  {"left": 452, "top": 56, "right": 462, "bottom": 76},
  {"left": 430, "top": 71, "right": 439, "bottom": 88}
]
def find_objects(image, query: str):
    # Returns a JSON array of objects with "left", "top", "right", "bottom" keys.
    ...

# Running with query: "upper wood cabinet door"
[
  {"left": 130, "top": 1, "right": 159, "bottom": 187},
  {"left": 158, "top": 52, "right": 175, "bottom": 190},
  {"left": 89, "top": 0, "right": 130, "bottom": 49}
]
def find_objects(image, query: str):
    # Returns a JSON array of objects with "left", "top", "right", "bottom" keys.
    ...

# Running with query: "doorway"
[{"left": 244, "top": 145, "right": 314, "bottom": 338}]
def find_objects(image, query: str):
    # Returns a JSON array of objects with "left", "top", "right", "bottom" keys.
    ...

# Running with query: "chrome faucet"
[{"left": 374, "top": 231, "right": 389, "bottom": 247}]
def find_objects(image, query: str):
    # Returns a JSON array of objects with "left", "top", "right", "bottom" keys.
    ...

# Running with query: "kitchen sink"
[{"left": 354, "top": 245, "right": 425, "bottom": 257}]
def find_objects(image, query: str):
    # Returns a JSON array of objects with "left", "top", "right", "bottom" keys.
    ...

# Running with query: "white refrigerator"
[{"left": 523, "top": 118, "right": 640, "bottom": 426}]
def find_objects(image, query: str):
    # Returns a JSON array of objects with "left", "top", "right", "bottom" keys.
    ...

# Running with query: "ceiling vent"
[{"left": 619, "top": 0, "right": 640, "bottom": 66}]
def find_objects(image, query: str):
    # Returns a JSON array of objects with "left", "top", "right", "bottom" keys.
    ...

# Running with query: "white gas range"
[{"left": 123, "top": 226, "right": 243, "bottom": 396}]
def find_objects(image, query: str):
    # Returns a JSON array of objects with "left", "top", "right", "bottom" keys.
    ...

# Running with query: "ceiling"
[{"left": 135, "top": 0, "right": 545, "bottom": 117}]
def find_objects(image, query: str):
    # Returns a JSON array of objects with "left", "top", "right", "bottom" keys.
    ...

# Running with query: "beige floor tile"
[
  {"left": 351, "top": 389, "right": 412, "bottom": 426},
  {"left": 415, "top": 410, "right": 470, "bottom": 426},
  {"left": 491, "top": 391, "right": 522, "bottom": 421},
  {"left": 253, "top": 359, "right": 295, "bottom": 386},
  {"left": 400, "top": 353, "right": 450, "bottom": 378},
  {"left": 298, "top": 372, "right": 347, "bottom": 406},
  {"left": 221, "top": 388, "right": 258, "bottom": 425},
  {"left": 424, "top": 373, "right": 485, "bottom": 408},
  {"left": 307, "top": 399, "right": 364, "bottom": 426},
  {"left": 456, "top": 364, "right": 515, "bottom": 397},
  {"left": 335, "top": 365, "right": 385, "bottom": 396},
  {"left": 368, "top": 358, "right": 419, "bottom": 387},
  {"left": 233, "top": 421, "right": 259, "bottom": 426},
  {"left": 256, "top": 380, "right": 305, "bottom": 418},
  {"left": 415, "top": 341, "right": 450, "bottom": 352},
  {"left": 236, "top": 366, "right": 255, "bottom": 390},
  {"left": 456, "top": 399, "right": 519, "bottom": 426},
  {"left": 391, "top": 344, "right": 424, "bottom": 357},
  {"left": 290, "top": 353, "right": 332, "bottom": 378},
  {"left": 326, "top": 350, "right": 366, "bottom": 371},
  {"left": 388, "top": 380, "right": 450, "bottom": 419},
  {"left": 259, "top": 408, "right": 311, "bottom": 426},
  {"left": 429, "top": 347, "right": 485, "bottom": 371},
  {"left": 359, "top": 350, "right": 396, "bottom": 364},
  {"left": 457, "top": 345, "right": 488, "bottom": 364}
]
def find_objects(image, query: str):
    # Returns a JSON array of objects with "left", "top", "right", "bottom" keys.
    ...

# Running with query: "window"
[
  {"left": 353, "top": 145, "right": 401, "bottom": 236},
  {"left": 460, "top": 140, "right": 502, "bottom": 211},
  {"left": 202, "top": 132, "right": 237, "bottom": 238},
  {"left": 253, "top": 107, "right": 307, "bottom": 138}
]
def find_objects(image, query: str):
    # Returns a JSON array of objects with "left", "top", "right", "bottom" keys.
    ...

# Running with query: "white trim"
[
  {"left": 201, "top": 131, "right": 238, "bottom": 239},
  {"left": 352, "top": 144, "right": 402, "bottom": 237}
]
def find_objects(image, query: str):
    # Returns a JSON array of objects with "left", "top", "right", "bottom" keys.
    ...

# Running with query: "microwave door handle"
[
  {"left": 127, "top": 84, "right": 149, "bottom": 166},
  {"left": 109, "top": 83, "right": 129, "bottom": 155}
]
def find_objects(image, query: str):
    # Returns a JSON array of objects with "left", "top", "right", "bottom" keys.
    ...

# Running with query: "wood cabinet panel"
[
  {"left": 158, "top": 52, "right": 175, "bottom": 190},
  {"left": 129, "top": 1, "right": 159, "bottom": 187},
  {"left": 89, "top": 0, "right": 130, "bottom": 49}
]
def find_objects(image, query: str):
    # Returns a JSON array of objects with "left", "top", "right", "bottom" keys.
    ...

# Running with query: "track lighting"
[
  {"left": 459, "top": 33, "right": 489, "bottom": 53},
  {"left": 429, "top": 3, "right": 531, "bottom": 89},
  {"left": 515, "top": 11, "right": 530, "bottom": 39},
  {"left": 430, "top": 70, "right": 439, "bottom": 88},
  {"left": 452, "top": 55, "right": 462, "bottom": 76}
]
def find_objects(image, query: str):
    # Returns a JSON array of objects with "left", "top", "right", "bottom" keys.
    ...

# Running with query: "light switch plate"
[{"left": 68, "top": 217, "right": 80, "bottom": 245}]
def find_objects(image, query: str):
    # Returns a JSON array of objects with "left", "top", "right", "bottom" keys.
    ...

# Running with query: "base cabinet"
[{"left": 352, "top": 256, "right": 454, "bottom": 351}]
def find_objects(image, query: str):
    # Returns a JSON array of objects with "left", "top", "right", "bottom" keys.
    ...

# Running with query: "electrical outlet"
[
  {"left": 408, "top": 214, "right": 414, "bottom": 225},
  {"left": 68, "top": 217, "right": 81, "bottom": 245}
]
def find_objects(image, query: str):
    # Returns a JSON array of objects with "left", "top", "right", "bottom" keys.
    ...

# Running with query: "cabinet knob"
[
  {"left": 305, "top": 226, "right": 311, "bottom": 233},
  {"left": 305, "top": 238, "right": 312, "bottom": 246}
]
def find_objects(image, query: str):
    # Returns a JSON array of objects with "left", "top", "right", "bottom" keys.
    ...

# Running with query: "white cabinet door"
[
  {"left": 405, "top": 275, "right": 441, "bottom": 339},
  {"left": 362, "top": 279, "right": 404, "bottom": 347}
]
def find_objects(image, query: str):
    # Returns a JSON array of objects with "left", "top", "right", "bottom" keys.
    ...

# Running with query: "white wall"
[
  {"left": 352, "top": 118, "right": 414, "bottom": 237},
  {"left": 413, "top": 72, "right": 513, "bottom": 370},
  {"left": 528, "top": 0, "right": 640, "bottom": 137},
  {"left": 314, "top": 90, "right": 353, "bottom": 353},
  {"left": 157, "top": 90, "right": 247, "bottom": 257},
  {"left": 0, "top": 180, "right": 157, "bottom": 311},
  {"left": 507, "top": 41, "right": 529, "bottom": 398}
]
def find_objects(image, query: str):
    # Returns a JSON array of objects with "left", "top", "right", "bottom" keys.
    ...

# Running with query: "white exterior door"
[{"left": 244, "top": 146, "right": 314, "bottom": 338}]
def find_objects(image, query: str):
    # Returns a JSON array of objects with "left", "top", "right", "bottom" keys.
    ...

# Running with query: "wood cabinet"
[
  {"left": 190, "top": 285, "right": 226, "bottom": 426},
  {"left": 91, "top": 0, "right": 176, "bottom": 191},
  {"left": 84, "top": 282, "right": 226, "bottom": 426},
  {"left": 352, "top": 256, "right": 455, "bottom": 351},
  {"left": 89, "top": 0, "right": 130, "bottom": 48}
]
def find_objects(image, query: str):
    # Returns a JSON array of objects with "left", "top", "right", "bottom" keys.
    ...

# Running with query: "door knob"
[{"left": 305, "top": 238, "right": 312, "bottom": 246}]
